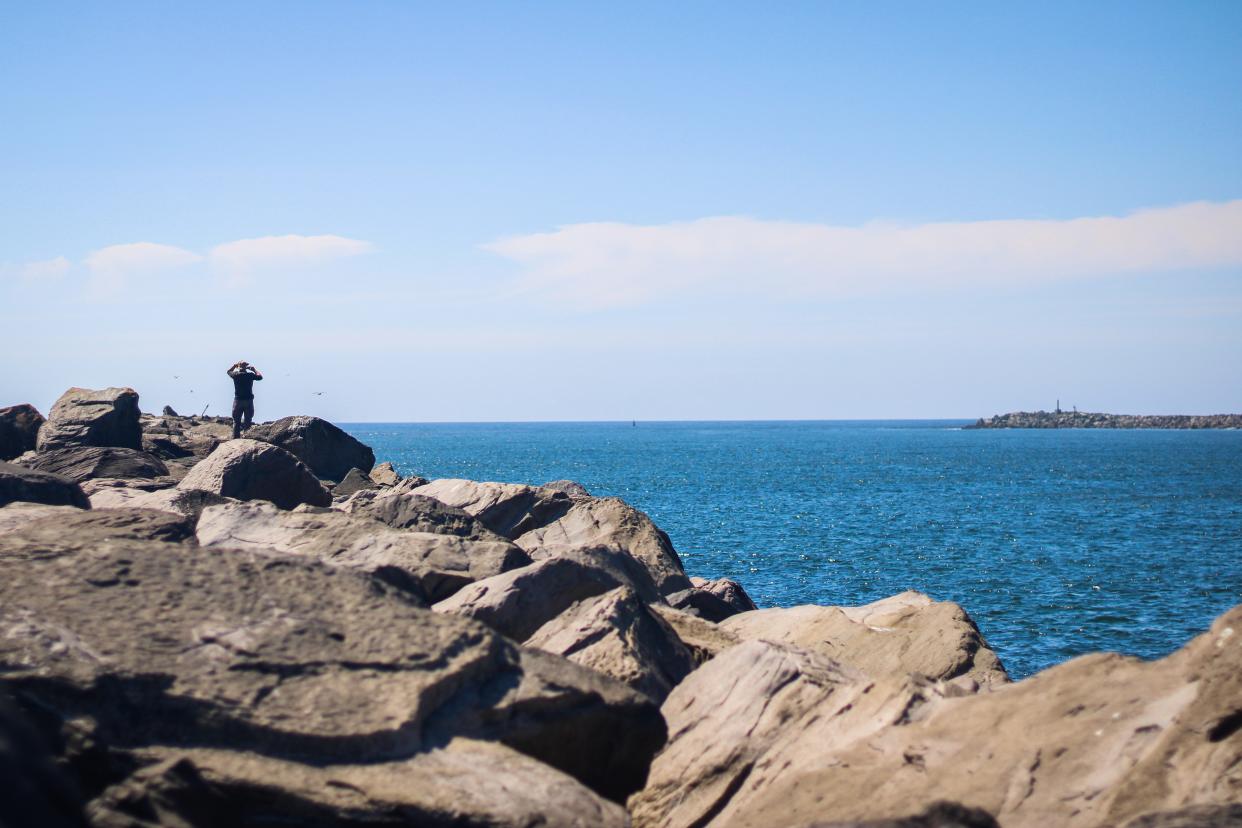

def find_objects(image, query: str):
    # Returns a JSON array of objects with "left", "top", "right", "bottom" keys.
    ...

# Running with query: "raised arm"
[{"left": 252, "top": 368, "right": 263, "bottom": 380}]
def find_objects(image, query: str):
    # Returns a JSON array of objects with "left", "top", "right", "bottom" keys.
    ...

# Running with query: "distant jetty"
[{"left": 966, "top": 410, "right": 1242, "bottom": 429}]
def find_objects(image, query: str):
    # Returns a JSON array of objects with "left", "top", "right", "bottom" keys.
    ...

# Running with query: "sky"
[{"left": 2, "top": 2, "right": 1241, "bottom": 421}]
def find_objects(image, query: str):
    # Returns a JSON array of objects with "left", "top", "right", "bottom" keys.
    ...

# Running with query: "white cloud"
[
  {"left": 81, "top": 242, "right": 203, "bottom": 296},
  {"left": 0, "top": 256, "right": 72, "bottom": 282},
  {"left": 209, "top": 234, "right": 373, "bottom": 273},
  {"left": 486, "top": 200, "right": 1242, "bottom": 308}
]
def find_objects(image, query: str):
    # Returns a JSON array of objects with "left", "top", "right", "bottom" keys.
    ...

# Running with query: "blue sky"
[{"left": 2, "top": 2, "right": 1240, "bottom": 420}]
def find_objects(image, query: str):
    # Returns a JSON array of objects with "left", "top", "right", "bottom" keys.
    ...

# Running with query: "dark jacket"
[{"left": 228, "top": 367, "right": 262, "bottom": 400}]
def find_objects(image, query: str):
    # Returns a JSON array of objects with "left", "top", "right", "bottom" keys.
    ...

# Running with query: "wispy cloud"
[
  {"left": 0, "top": 256, "right": 72, "bottom": 282},
  {"left": 83, "top": 242, "right": 203, "bottom": 295},
  {"left": 486, "top": 200, "right": 1242, "bottom": 309},
  {"left": 209, "top": 234, "right": 374, "bottom": 275}
]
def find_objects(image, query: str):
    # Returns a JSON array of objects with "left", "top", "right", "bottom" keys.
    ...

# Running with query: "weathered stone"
[
  {"left": 720, "top": 591, "right": 1008, "bottom": 685},
  {"left": 631, "top": 605, "right": 1242, "bottom": 828},
  {"left": 369, "top": 461, "right": 402, "bottom": 487},
  {"left": 516, "top": 496, "right": 693, "bottom": 596},
  {"left": 247, "top": 416, "right": 374, "bottom": 481},
  {"left": 434, "top": 546, "right": 664, "bottom": 642},
  {"left": 0, "top": 529, "right": 667, "bottom": 803},
  {"left": 691, "top": 576, "right": 758, "bottom": 614},
  {"left": 543, "top": 479, "right": 592, "bottom": 498},
  {"left": 36, "top": 387, "right": 142, "bottom": 452},
  {"left": 26, "top": 446, "right": 169, "bottom": 483},
  {"left": 177, "top": 439, "right": 331, "bottom": 510},
  {"left": 332, "top": 467, "right": 377, "bottom": 498},
  {"left": 1116, "top": 804, "right": 1242, "bottom": 828},
  {"left": 161, "top": 405, "right": 179, "bottom": 417},
  {"left": 338, "top": 490, "right": 505, "bottom": 540},
  {"left": 0, "top": 692, "right": 88, "bottom": 828},
  {"left": 196, "top": 501, "right": 531, "bottom": 602},
  {"left": 650, "top": 604, "right": 742, "bottom": 665},
  {"left": 0, "top": 502, "right": 84, "bottom": 533},
  {"left": 80, "top": 476, "right": 177, "bottom": 497},
  {"left": 88, "top": 486, "right": 234, "bottom": 524},
  {"left": 87, "top": 739, "right": 627, "bottom": 828},
  {"left": 0, "top": 403, "right": 44, "bottom": 461},
  {"left": 0, "top": 461, "right": 90, "bottom": 509},
  {"left": 413, "top": 478, "right": 575, "bottom": 539},
  {"left": 526, "top": 587, "right": 697, "bottom": 702},
  {"left": 665, "top": 586, "right": 744, "bottom": 623},
  {"left": 0, "top": 505, "right": 195, "bottom": 547}
]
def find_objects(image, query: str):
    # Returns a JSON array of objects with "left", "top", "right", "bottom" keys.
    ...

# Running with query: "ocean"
[{"left": 343, "top": 420, "right": 1242, "bottom": 679}]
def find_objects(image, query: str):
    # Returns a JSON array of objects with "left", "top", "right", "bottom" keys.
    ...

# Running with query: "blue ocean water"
[{"left": 343, "top": 420, "right": 1242, "bottom": 679}]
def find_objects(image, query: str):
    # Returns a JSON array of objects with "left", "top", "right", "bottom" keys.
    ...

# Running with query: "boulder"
[
  {"left": 140, "top": 413, "right": 233, "bottom": 460},
  {"left": 196, "top": 501, "right": 532, "bottom": 602},
  {"left": 434, "top": 546, "right": 664, "bottom": 642},
  {"left": 369, "top": 461, "right": 402, "bottom": 487},
  {"left": 666, "top": 586, "right": 745, "bottom": 623},
  {"left": 86, "top": 739, "right": 627, "bottom": 828},
  {"left": 526, "top": 587, "right": 697, "bottom": 702},
  {"left": 0, "top": 502, "right": 84, "bottom": 534},
  {"left": 631, "top": 605, "right": 1242, "bottom": 828},
  {"left": 332, "top": 467, "right": 377, "bottom": 498},
  {"left": 161, "top": 405, "right": 179, "bottom": 416},
  {"left": 177, "top": 439, "right": 331, "bottom": 510},
  {"left": 720, "top": 591, "right": 1008, "bottom": 685},
  {"left": 36, "top": 387, "right": 141, "bottom": 452},
  {"left": 543, "top": 479, "right": 592, "bottom": 498},
  {"left": 413, "top": 478, "right": 575, "bottom": 539},
  {"left": 247, "top": 416, "right": 375, "bottom": 481},
  {"left": 338, "top": 490, "right": 505, "bottom": 540},
  {"left": 88, "top": 486, "right": 234, "bottom": 524},
  {"left": 0, "top": 527, "right": 665, "bottom": 804},
  {"left": 0, "top": 461, "right": 90, "bottom": 509},
  {"left": 0, "top": 504, "right": 195, "bottom": 546},
  {"left": 691, "top": 576, "right": 758, "bottom": 614},
  {"left": 650, "top": 604, "right": 743, "bottom": 665},
  {"left": 515, "top": 497, "right": 693, "bottom": 596},
  {"left": 26, "top": 446, "right": 170, "bottom": 483},
  {"left": 0, "top": 403, "right": 44, "bottom": 461}
]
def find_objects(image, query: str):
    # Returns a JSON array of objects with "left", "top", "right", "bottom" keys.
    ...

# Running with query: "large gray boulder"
[
  {"left": 631, "top": 605, "right": 1242, "bottom": 828},
  {"left": 178, "top": 439, "right": 331, "bottom": 510},
  {"left": 515, "top": 496, "right": 693, "bottom": 596},
  {"left": 526, "top": 587, "right": 697, "bottom": 702},
  {"left": 0, "top": 461, "right": 90, "bottom": 509},
  {"left": 338, "top": 489, "right": 506, "bottom": 540},
  {"left": 413, "top": 478, "right": 574, "bottom": 539},
  {"left": 0, "top": 403, "right": 44, "bottom": 461},
  {"left": 0, "top": 527, "right": 667, "bottom": 804},
  {"left": 247, "top": 416, "right": 375, "bottom": 482},
  {"left": 720, "top": 590, "right": 1008, "bottom": 685},
  {"left": 434, "top": 546, "right": 665, "bottom": 642},
  {"left": 36, "top": 387, "right": 142, "bottom": 452},
  {"left": 691, "top": 576, "right": 758, "bottom": 614},
  {"left": 196, "top": 501, "right": 531, "bottom": 602},
  {"left": 25, "top": 446, "right": 169, "bottom": 483},
  {"left": 86, "top": 739, "right": 627, "bottom": 828}
]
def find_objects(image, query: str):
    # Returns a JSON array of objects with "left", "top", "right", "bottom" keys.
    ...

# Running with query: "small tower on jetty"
[{"left": 1056, "top": 399, "right": 1061, "bottom": 414}]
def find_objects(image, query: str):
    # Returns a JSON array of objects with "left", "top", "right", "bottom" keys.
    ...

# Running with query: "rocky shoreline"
[
  {"left": 1, "top": 387, "right": 1240, "bottom": 827},
  {"left": 966, "top": 410, "right": 1242, "bottom": 429}
]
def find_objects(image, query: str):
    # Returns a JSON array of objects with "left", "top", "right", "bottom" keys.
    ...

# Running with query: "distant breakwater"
[{"left": 967, "top": 410, "right": 1242, "bottom": 429}]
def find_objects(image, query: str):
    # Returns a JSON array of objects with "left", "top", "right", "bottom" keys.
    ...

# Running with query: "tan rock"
[
  {"left": 650, "top": 603, "right": 742, "bottom": 665},
  {"left": 0, "top": 527, "right": 666, "bottom": 803},
  {"left": 516, "top": 496, "right": 692, "bottom": 596},
  {"left": 413, "top": 478, "right": 574, "bottom": 538},
  {"left": 368, "top": 460, "right": 402, "bottom": 487},
  {"left": 526, "top": 587, "right": 697, "bottom": 702},
  {"left": 632, "top": 605, "right": 1242, "bottom": 828},
  {"left": 721, "top": 590, "right": 1008, "bottom": 685},
  {"left": 196, "top": 500, "right": 530, "bottom": 602},
  {"left": 88, "top": 739, "right": 627, "bottom": 828},
  {"left": 433, "top": 546, "right": 662, "bottom": 641},
  {"left": 177, "top": 438, "right": 331, "bottom": 510}
]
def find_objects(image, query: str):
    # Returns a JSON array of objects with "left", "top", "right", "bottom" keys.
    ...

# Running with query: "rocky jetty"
[
  {"left": 967, "top": 410, "right": 1242, "bottom": 429},
  {"left": 0, "top": 385, "right": 1239, "bottom": 827}
]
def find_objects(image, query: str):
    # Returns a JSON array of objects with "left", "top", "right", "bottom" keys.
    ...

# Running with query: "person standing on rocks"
[{"left": 227, "top": 360, "right": 263, "bottom": 438}]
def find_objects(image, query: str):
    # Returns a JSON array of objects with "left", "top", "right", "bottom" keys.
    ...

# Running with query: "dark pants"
[{"left": 232, "top": 398, "right": 254, "bottom": 438}]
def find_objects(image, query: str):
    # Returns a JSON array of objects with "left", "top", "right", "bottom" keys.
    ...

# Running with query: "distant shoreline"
[{"left": 966, "top": 411, "right": 1242, "bottom": 429}]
